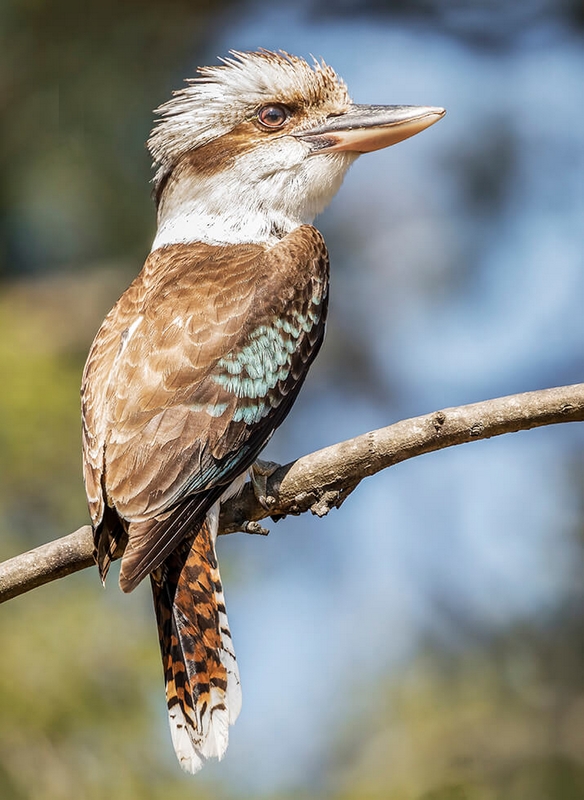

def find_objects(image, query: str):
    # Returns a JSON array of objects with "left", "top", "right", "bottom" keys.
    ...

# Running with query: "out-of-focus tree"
[{"left": 0, "top": 0, "right": 244, "bottom": 278}]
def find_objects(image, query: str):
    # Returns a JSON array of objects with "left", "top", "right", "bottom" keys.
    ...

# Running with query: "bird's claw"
[
  {"left": 241, "top": 520, "right": 270, "bottom": 536},
  {"left": 251, "top": 458, "right": 280, "bottom": 510}
]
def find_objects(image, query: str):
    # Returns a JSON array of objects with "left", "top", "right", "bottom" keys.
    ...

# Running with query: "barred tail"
[{"left": 150, "top": 520, "right": 241, "bottom": 773}]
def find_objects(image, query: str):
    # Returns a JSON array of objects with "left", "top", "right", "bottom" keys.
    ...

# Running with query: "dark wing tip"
[
  {"left": 118, "top": 520, "right": 156, "bottom": 593},
  {"left": 118, "top": 494, "right": 214, "bottom": 594},
  {"left": 119, "top": 569, "right": 140, "bottom": 594}
]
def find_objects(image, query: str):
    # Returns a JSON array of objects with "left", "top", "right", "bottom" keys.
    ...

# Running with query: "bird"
[{"left": 81, "top": 49, "right": 444, "bottom": 774}]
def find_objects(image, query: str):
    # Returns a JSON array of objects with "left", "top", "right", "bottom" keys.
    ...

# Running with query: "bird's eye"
[{"left": 257, "top": 104, "right": 290, "bottom": 129}]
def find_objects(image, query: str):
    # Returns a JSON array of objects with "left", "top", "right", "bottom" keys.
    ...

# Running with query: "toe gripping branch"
[
  {"left": 225, "top": 458, "right": 361, "bottom": 538},
  {"left": 236, "top": 459, "right": 280, "bottom": 536}
]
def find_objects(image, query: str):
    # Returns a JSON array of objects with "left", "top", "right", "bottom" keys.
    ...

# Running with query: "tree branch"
[{"left": 1, "top": 384, "right": 583, "bottom": 604}]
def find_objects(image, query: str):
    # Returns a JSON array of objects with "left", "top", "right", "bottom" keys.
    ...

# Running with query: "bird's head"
[{"left": 149, "top": 50, "right": 444, "bottom": 249}]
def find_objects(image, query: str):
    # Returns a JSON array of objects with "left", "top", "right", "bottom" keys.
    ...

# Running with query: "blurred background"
[{"left": 1, "top": 1, "right": 584, "bottom": 798}]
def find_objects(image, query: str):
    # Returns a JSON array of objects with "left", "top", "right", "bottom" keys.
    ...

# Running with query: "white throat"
[
  {"left": 151, "top": 142, "right": 357, "bottom": 250},
  {"left": 152, "top": 175, "right": 302, "bottom": 249}
]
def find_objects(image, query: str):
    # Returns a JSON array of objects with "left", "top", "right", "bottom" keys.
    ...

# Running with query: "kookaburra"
[{"left": 81, "top": 50, "right": 444, "bottom": 773}]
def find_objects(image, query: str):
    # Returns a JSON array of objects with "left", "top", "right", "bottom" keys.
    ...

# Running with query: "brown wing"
[
  {"left": 81, "top": 225, "right": 329, "bottom": 587},
  {"left": 82, "top": 273, "right": 156, "bottom": 570}
]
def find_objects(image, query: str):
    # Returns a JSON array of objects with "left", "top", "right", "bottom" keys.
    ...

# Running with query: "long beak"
[{"left": 295, "top": 104, "right": 445, "bottom": 154}]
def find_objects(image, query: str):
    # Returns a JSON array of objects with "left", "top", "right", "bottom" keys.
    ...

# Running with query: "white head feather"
[
  {"left": 149, "top": 50, "right": 357, "bottom": 249},
  {"left": 148, "top": 50, "right": 351, "bottom": 181}
]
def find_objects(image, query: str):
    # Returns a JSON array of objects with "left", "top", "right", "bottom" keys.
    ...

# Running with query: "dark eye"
[{"left": 257, "top": 104, "right": 290, "bottom": 129}]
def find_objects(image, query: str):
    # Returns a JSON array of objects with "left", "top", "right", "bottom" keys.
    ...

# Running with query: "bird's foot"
[
  {"left": 251, "top": 458, "right": 280, "bottom": 510},
  {"left": 240, "top": 520, "right": 270, "bottom": 536}
]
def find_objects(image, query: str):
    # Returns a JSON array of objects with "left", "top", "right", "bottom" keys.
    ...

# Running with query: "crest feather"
[{"left": 147, "top": 49, "right": 351, "bottom": 187}]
